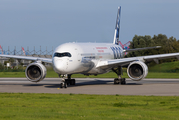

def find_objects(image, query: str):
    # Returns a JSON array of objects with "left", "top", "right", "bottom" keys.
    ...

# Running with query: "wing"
[
  {"left": 96, "top": 53, "right": 179, "bottom": 69},
  {"left": 0, "top": 54, "right": 52, "bottom": 64}
]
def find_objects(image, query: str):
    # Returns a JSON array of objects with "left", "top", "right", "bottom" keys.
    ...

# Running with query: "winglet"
[{"left": 113, "top": 6, "right": 121, "bottom": 45}]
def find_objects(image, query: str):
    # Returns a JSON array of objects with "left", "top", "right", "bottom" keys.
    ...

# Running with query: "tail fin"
[
  {"left": 22, "top": 47, "right": 26, "bottom": 55},
  {"left": 0, "top": 45, "right": 3, "bottom": 54},
  {"left": 113, "top": 6, "right": 121, "bottom": 45}
]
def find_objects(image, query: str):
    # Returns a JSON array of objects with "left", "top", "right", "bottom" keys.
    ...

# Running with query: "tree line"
[{"left": 125, "top": 34, "right": 179, "bottom": 64}]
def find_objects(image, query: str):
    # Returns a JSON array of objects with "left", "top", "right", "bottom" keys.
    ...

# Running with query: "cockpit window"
[{"left": 54, "top": 52, "right": 72, "bottom": 57}]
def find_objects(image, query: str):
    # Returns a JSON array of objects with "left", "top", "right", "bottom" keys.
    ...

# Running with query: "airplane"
[
  {"left": 0, "top": 45, "right": 3, "bottom": 54},
  {"left": 22, "top": 47, "right": 26, "bottom": 56},
  {"left": 0, "top": 6, "right": 179, "bottom": 88}
]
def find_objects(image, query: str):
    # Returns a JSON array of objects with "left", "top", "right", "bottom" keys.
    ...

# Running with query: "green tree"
[
  {"left": 0, "top": 63, "right": 5, "bottom": 70},
  {"left": 4, "top": 61, "right": 9, "bottom": 66},
  {"left": 126, "top": 34, "right": 179, "bottom": 64},
  {"left": 8, "top": 58, "right": 15, "bottom": 65}
]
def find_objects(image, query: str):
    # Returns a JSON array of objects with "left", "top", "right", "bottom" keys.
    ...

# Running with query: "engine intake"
[
  {"left": 127, "top": 61, "right": 148, "bottom": 81},
  {"left": 25, "top": 62, "right": 47, "bottom": 82}
]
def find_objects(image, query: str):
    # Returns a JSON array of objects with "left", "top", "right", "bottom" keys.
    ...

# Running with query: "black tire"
[
  {"left": 60, "top": 83, "right": 63, "bottom": 88},
  {"left": 70, "top": 79, "right": 75, "bottom": 85},
  {"left": 72, "top": 79, "right": 76, "bottom": 85},
  {"left": 114, "top": 78, "right": 119, "bottom": 84},
  {"left": 70, "top": 80, "right": 73, "bottom": 85},
  {"left": 121, "top": 78, "right": 126, "bottom": 85},
  {"left": 65, "top": 79, "right": 70, "bottom": 85},
  {"left": 64, "top": 82, "right": 67, "bottom": 88}
]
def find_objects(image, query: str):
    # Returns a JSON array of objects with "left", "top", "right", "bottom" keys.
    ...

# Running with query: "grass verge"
[
  {"left": 0, "top": 93, "right": 179, "bottom": 120},
  {"left": 0, "top": 71, "right": 179, "bottom": 78}
]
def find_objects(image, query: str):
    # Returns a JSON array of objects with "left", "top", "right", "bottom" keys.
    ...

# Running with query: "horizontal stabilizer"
[{"left": 123, "top": 46, "right": 161, "bottom": 52}]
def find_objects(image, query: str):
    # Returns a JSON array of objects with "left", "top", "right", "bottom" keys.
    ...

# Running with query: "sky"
[{"left": 0, "top": 0, "right": 179, "bottom": 52}]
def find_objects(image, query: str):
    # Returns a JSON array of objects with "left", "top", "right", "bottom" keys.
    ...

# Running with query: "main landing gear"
[
  {"left": 112, "top": 66, "right": 126, "bottom": 85},
  {"left": 114, "top": 78, "right": 126, "bottom": 85},
  {"left": 60, "top": 74, "right": 76, "bottom": 88}
]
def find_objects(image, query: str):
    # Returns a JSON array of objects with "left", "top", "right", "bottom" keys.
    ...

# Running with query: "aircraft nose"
[{"left": 53, "top": 58, "right": 65, "bottom": 74}]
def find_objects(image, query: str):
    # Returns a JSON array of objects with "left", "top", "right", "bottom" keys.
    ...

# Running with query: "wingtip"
[{"left": 156, "top": 46, "right": 161, "bottom": 48}]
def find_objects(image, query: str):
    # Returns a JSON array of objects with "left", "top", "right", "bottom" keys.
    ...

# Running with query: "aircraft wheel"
[
  {"left": 60, "top": 83, "right": 64, "bottom": 88},
  {"left": 114, "top": 78, "right": 119, "bottom": 84},
  {"left": 70, "top": 80, "right": 73, "bottom": 85},
  {"left": 121, "top": 78, "right": 126, "bottom": 85},
  {"left": 65, "top": 79, "right": 70, "bottom": 85},
  {"left": 70, "top": 79, "right": 76, "bottom": 85},
  {"left": 64, "top": 82, "right": 67, "bottom": 88},
  {"left": 72, "top": 79, "right": 76, "bottom": 85}
]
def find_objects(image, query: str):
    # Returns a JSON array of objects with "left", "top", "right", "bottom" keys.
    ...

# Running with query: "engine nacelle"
[
  {"left": 25, "top": 62, "right": 47, "bottom": 82},
  {"left": 127, "top": 61, "right": 148, "bottom": 81}
]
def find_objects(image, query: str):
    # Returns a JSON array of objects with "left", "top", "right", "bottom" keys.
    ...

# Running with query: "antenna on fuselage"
[{"left": 113, "top": 6, "right": 121, "bottom": 45}]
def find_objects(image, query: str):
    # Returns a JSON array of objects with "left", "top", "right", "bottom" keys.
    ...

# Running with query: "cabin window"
[{"left": 54, "top": 52, "right": 71, "bottom": 57}]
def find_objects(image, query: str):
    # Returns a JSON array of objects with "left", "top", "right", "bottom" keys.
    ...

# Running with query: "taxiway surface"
[{"left": 0, "top": 78, "right": 179, "bottom": 96}]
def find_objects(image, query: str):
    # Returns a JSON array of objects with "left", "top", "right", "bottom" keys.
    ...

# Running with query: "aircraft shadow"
[
  {"left": 0, "top": 79, "right": 142, "bottom": 88},
  {"left": 23, "top": 84, "right": 44, "bottom": 86},
  {"left": 44, "top": 79, "right": 143, "bottom": 88}
]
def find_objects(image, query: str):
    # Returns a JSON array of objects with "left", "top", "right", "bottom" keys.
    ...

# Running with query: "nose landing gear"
[
  {"left": 60, "top": 82, "right": 67, "bottom": 88},
  {"left": 60, "top": 74, "right": 76, "bottom": 88}
]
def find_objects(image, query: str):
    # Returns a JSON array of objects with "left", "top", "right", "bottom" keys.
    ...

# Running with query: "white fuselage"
[{"left": 52, "top": 42, "right": 124, "bottom": 75}]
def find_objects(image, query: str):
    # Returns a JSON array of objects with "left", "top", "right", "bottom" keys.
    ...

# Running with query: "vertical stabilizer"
[
  {"left": 113, "top": 6, "right": 121, "bottom": 45},
  {"left": 0, "top": 45, "right": 3, "bottom": 54},
  {"left": 22, "top": 47, "right": 26, "bottom": 55}
]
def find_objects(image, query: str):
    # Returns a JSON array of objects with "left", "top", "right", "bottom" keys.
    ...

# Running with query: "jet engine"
[
  {"left": 127, "top": 61, "right": 148, "bottom": 81},
  {"left": 25, "top": 62, "right": 47, "bottom": 82}
]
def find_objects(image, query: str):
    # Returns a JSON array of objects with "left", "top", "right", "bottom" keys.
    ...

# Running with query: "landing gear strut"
[
  {"left": 60, "top": 74, "right": 67, "bottom": 88},
  {"left": 60, "top": 74, "right": 76, "bottom": 88},
  {"left": 112, "top": 66, "right": 126, "bottom": 85}
]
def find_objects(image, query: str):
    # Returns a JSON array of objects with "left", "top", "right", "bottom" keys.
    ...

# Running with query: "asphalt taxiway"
[{"left": 0, "top": 78, "right": 179, "bottom": 96}]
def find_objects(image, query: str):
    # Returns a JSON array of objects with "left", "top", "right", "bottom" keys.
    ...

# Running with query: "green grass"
[
  {"left": 0, "top": 93, "right": 179, "bottom": 120},
  {"left": 146, "top": 72, "right": 179, "bottom": 78},
  {"left": 0, "top": 71, "right": 179, "bottom": 78},
  {"left": 0, "top": 72, "right": 26, "bottom": 77},
  {"left": 0, "top": 71, "right": 59, "bottom": 78},
  {"left": 149, "top": 61, "right": 179, "bottom": 73}
]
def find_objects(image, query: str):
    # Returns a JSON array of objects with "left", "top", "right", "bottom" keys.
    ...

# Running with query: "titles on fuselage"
[
  {"left": 110, "top": 46, "right": 122, "bottom": 59},
  {"left": 81, "top": 46, "right": 122, "bottom": 64}
]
